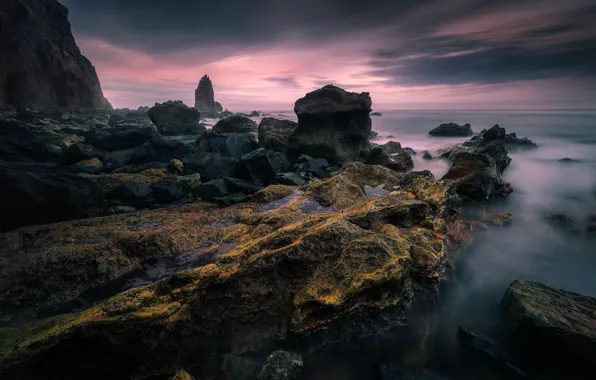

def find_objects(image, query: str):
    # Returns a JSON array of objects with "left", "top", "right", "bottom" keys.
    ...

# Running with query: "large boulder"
[
  {"left": 196, "top": 131, "right": 252, "bottom": 159},
  {"left": 238, "top": 149, "right": 291, "bottom": 185},
  {"left": 287, "top": 85, "right": 372, "bottom": 164},
  {"left": 442, "top": 152, "right": 512, "bottom": 203},
  {"left": 212, "top": 115, "right": 258, "bottom": 134},
  {"left": 428, "top": 123, "right": 473, "bottom": 137},
  {"left": 365, "top": 147, "right": 412, "bottom": 172},
  {"left": 0, "top": 0, "right": 111, "bottom": 110},
  {"left": 502, "top": 281, "right": 596, "bottom": 376},
  {"left": 0, "top": 119, "right": 58, "bottom": 162},
  {"left": 0, "top": 165, "right": 106, "bottom": 231},
  {"left": 147, "top": 101, "right": 205, "bottom": 136},
  {"left": 183, "top": 152, "right": 238, "bottom": 181},
  {"left": 258, "top": 118, "right": 297, "bottom": 153}
]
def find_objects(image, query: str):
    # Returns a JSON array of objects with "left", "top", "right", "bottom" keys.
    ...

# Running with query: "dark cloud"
[{"left": 60, "top": 0, "right": 596, "bottom": 88}]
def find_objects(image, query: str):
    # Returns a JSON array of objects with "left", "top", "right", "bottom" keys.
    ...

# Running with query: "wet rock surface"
[
  {"left": 501, "top": 280, "right": 596, "bottom": 377},
  {"left": 147, "top": 100, "right": 204, "bottom": 136},
  {"left": 258, "top": 117, "right": 297, "bottom": 153}
]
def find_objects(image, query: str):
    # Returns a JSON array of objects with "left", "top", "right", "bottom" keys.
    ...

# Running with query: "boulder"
[
  {"left": 378, "top": 364, "right": 451, "bottom": 380},
  {"left": 0, "top": 166, "right": 106, "bottom": 232},
  {"left": 378, "top": 141, "right": 403, "bottom": 155},
  {"left": 194, "top": 178, "right": 230, "bottom": 201},
  {"left": 151, "top": 181, "right": 188, "bottom": 203},
  {"left": 258, "top": 351, "right": 303, "bottom": 380},
  {"left": 287, "top": 85, "right": 372, "bottom": 164},
  {"left": 0, "top": 119, "right": 58, "bottom": 162},
  {"left": 239, "top": 149, "right": 290, "bottom": 185},
  {"left": 0, "top": 0, "right": 111, "bottom": 110},
  {"left": 422, "top": 151, "right": 433, "bottom": 160},
  {"left": 212, "top": 116, "right": 258, "bottom": 134},
  {"left": 183, "top": 152, "right": 238, "bottom": 181},
  {"left": 370, "top": 112, "right": 382, "bottom": 116},
  {"left": 64, "top": 143, "right": 105, "bottom": 163},
  {"left": 477, "top": 140, "right": 511, "bottom": 174},
  {"left": 108, "top": 113, "right": 126, "bottom": 126},
  {"left": 274, "top": 173, "right": 307, "bottom": 186},
  {"left": 258, "top": 118, "right": 297, "bottom": 153},
  {"left": 442, "top": 152, "right": 512, "bottom": 203},
  {"left": 365, "top": 147, "right": 412, "bottom": 172},
  {"left": 224, "top": 177, "right": 264, "bottom": 194},
  {"left": 502, "top": 280, "right": 596, "bottom": 376},
  {"left": 147, "top": 101, "right": 205, "bottom": 136},
  {"left": 218, "top": 135, "right": 254, "bottom": 159},
  {"left": 428, "top": 123, "right": 473, "bottom": 137}
]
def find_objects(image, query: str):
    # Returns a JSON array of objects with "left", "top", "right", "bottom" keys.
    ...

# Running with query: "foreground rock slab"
[
  {"left": 502, "top": 280, "right": 596, "bottom": 376},
  {"left": 0, "top": 162, "right": 472, "bottom": 379}
]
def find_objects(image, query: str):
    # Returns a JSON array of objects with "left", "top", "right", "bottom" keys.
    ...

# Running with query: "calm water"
[{"left": 249, "top": 110, "right": 596, "bottom": 379}]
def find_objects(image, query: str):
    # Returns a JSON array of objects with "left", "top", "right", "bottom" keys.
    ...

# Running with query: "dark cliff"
[{"left": 0, "top": 0, "right": 112, "bottom": 110}]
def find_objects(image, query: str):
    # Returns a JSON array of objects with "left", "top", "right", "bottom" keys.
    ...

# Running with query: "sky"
[{"left": 60, "top": 0, "right": 596, "bottom": 111}]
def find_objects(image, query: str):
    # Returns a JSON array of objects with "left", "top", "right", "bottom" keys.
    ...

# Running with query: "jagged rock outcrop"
[
  {"left": 194, "top": 75, "right": 221, "bottom": 117},
  {"left": 212, "top": 115, "right": 258, "bottom": 134},
  {"left": 0, "top": 0, "right": 111, "bottom": 110},
  {"left": 147, "top": 101, "right": 205, "bottom": 136},
  {"left": 287, "top": 85, "right": 372, "bottom": 164}
]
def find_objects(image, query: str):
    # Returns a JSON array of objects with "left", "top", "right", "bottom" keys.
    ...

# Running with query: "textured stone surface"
[{"left": 0, "top": 0, "right": 111, "bottom": 110}]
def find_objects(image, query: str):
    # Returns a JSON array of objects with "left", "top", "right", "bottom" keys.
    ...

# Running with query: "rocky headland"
[{"left": 0, "top": 1, "right": 594, "bottom": 379}]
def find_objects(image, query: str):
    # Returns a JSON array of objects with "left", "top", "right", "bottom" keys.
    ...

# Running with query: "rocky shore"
[{"left": 1, "top": 1, "right": 595, "bottom": 379}]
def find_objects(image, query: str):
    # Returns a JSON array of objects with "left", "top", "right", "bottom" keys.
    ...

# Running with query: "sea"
[{"left": 215, "top": 109, "right": 596, "bottom": 379}]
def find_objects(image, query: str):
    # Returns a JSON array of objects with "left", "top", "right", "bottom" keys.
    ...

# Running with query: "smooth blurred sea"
[{"left": 244, "top": 109, "right": 596, "bottom": 380}]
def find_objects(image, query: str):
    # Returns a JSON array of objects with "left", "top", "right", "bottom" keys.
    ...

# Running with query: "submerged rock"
[
  {"left": 501, "top": 281, "right": 596, "bottom": 376},
  {"left": 258, "top": 118, "right": 297, "bottom": 153},
  {"left": 287, "top": 85, "right": 372, "bottom": 164},
  {"left": 0, "top": 0, "right": 111, "bottom": 110},
  {"left": 428, "top": 123, "right": 473, "bottom": 137},
  {"left": 370, "top": 112, "right": 382, "bottom": 116},
  {"left": 147, "top": 100, "right": 204, "bottom": 136}
]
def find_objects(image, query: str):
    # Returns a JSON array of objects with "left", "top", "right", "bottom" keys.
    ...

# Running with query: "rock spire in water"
[{"left": 194, "top": 75, "right": 223, "bottom": 117}]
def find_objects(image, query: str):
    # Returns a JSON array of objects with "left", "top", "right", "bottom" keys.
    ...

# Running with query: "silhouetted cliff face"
[{"left": 0, "top": 0, "right": 112, "bottom": 110}]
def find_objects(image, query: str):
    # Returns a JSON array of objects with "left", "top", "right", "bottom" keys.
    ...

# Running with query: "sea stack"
[
  {"left": 0, "top": 0, "right": 112, "bottom": 110},
  {"left": 194, "top": 75, "right": 222, "bottom": 117}
]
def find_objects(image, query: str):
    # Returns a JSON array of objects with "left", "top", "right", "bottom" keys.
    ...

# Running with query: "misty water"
[{"left": 242, "top": 109, "right": 596, "bottom": 379}]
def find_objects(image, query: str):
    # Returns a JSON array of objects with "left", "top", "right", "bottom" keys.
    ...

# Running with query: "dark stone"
[
  {"left": 258, "top": 350, "right": 303, "bottom": 380},
  {"left": 477, "top": 140, "right": 512, "bottom": 174},
  {"left": 221, "top": 354, "right": 261, "bottom": 380},
  {"left": 369, "top": 130, "right": 379, "bottom": 139},
  {"left": 287, "top": 85, "right": 372, "bottom": 164},
  {"left": 483, "top": 124, "right": 506, "bottom": 143},
  {"left": 422, "top": 151, "right": 433, "bottom": 160},
  {"left": 0, "top": 0, "right": 112, "bottom": 110},
  {"left": 0, "top": 166, "right": 106, "bottom": 232},
  {"left": 64, "top": 143, "right": 105, "bottom": 163},
  {"left": 274, "top": 173, "right": 306, "bottom": 186},
  {"left": 0, "top": 119, "right": 60, "bottom": 162},
  {"left": 224, "top": 177, "right": 264, "bottom": 194},
  {"left": 428, "top": 123, "right": 473, "bottom": 137},
  {"left": 502, "top": 280, "right": 596, "bottom": 377},
  {"left": 249, "top": 111, "right": 260, "bottom": 117},
  {"left": 403, "top": 147, "right": 416, "bottom": 156},
  {"left": 258, "top": 118, "right": 297, "bottom": 153},
  {"left": 442, "top": 152, "right": 512, "bottom": 203},
  {"left": 308, "top": 168, "right": 332, "bottom": 179},
  {"left": 239, "top": 149, "right": 286, "bottom": 185},
  {"left": 378, "top": 141, "right": 403, "bottom": 155},
  {"left": 377, "top": 364, "right": 451, "bottom": 380},
  {"left": 370, "top": 112, "right": 382, "bottom": 116},
  {"left": 108, "top": 182, "right": 152, "bottom": 205},
  {"left": 194, "top": 179, "right": 230, "bottom": 201},
  {"left": 218, "top": 135, "right": 253, "bottom": 159},
  {"left": 546, "top": 213, "right": 581, "bottom": 235},
  {"left": 457, "top": 327, "right": 548, "bottom": 379},
  {"left": 558, "top": 157, "right": 579, "bottom": 163},
  {"left": 151, "top": 181, "right": 187, "bottom": 203},
  {"left": 147, "top": 100, "right": 205, "bottom": 136},
  {"left": 213, "top": 116, "right": 258, "bottom": 134},
  {"left": 92, "top": 126, "right": 158, "bottom": 152},
  {"left": 183, "top": 152, "right": 238, "bottom": 181}
]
